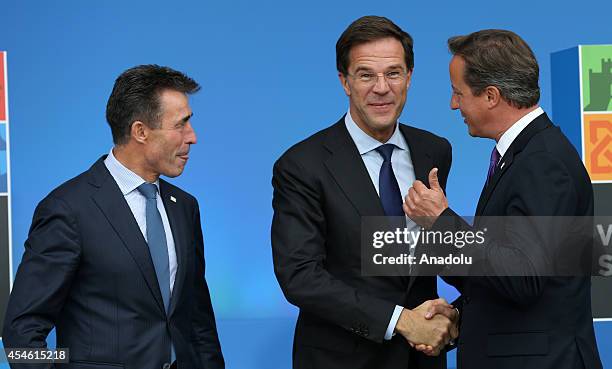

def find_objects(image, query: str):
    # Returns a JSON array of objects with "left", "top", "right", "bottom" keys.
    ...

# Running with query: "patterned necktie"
[
  {"left": 137, "top": 183, "right": 171, "bottom": 311},
  {"left": 137, "top": 183, "right": 175, "bottom": 362},
  {"left": 486, "top": 147, "right": 501, "bottom": 187},
  {"left": 376, "top": 144, "right": 404, "bottom": 216}
]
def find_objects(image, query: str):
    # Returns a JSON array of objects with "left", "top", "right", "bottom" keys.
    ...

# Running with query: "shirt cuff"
[{"left": 384, "top": 305, "right": 404, "bottom": 340}]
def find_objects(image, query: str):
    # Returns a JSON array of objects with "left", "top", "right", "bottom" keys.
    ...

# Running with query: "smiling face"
[
  {"left": 339, "top": 37, "right": 412, "bottom": 142},
  {"left": 449, "top": 55, "right": 492, "bottom": 138},
  {"left": 142, "top": 89, "right": 197, "bottom": 179}
]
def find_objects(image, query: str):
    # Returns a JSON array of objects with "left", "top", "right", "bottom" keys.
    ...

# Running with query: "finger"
[
  {"left": 414, "top": 344, "right": 430, "bottom": 351},
  {"left": 424, "top": 298, "right": 451, "bottom": 318},
  {"left": 404, "top": 191, "right": 417, "bottom": 211},
  {"left": 451, "top": 324, "right": 459, "bottom": 340},
  {"left": 419, "top": 345, "right": 437, "bottom": 356},
  {"left": 408, "top": 187, "right": 419, "bottom": 204},
  {"left": 426, "top": 304, "right": 456, "bottom": 320},
  {"left": 412, "top": 180, "right": 428, "bottom": 193},
  {"left": 403, "top": 201, "right": 413, "bottom": 217},
  {"left": 429, "top": 168, "right": 442, "bottom": 191},
  {"left": 431, "top": 298, "right": 450, "bottom": 307}
]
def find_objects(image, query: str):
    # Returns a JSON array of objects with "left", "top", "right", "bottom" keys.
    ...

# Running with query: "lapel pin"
[
  {"left": 170, "top": 196, "right": 177, "bottom": 203},
  {"left": 500, "top": 162, "right": 505, "bottom": 170}
]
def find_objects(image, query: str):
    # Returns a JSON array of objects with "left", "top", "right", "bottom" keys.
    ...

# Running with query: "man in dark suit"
[
  {"left": 2, "top": 65, "right": 224, "bottom": 369},
  {"left": 272, "top": 16, "right": 457, "bottom": 369},
  {"left": 404, "top": 30, "right": 603, "bottom": 368}
]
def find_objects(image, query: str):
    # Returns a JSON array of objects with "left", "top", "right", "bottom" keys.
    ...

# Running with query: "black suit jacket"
[
  {"left": 272, "top": 118, "right": 452, "bottom": 369},
  {"left": 2, "top": 156, "right": 224, "bottom": 369},
  {"left": 439, "top": 113, "right": 603, "bottom": 369}
]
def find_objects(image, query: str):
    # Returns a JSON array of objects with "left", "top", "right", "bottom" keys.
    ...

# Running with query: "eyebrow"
[
  {"left": 353, "top": 64, "right": 405, "bottom": 73},
  {"left": 179, "top": 112, "right": 193, "bottom": 124}
]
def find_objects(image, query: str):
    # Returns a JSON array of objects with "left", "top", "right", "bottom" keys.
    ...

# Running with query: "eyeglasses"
[{"left": 348, "top": 70, "right": 408, "bottom": 86}]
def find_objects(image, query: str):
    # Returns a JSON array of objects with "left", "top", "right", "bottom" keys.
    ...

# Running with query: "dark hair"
[
  {"left": 106, "top": 64, "right": 200, "bottom": 145},
  {"left": 448, "top": 29, "right": 540, "bottom": 109},
  {"left": 336, "top": 16, "right": 414, "bottom": 76}
]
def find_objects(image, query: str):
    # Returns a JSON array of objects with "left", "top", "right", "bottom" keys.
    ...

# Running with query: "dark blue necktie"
[
  {"left": 137, "top": 183, "right": 175, "bottom": 362},
  {"left": 376, "top": 144, "right": 404, "bottom": 216},
  {"left": 485, "top": 147, "right": 501, "bottom": 187}
]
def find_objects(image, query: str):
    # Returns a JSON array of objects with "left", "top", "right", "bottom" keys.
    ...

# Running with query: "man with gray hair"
[
  {"left": 404, "top": 29, "right": 603, "bottom": 368},
  {"left": 3, "top": 65, "right": 224, "bottom": 369}
]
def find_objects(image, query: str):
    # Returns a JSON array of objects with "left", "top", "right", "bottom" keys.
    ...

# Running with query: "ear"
[
  {"left": 485, "top": 86, "right": 501, "bottom": 108},
  {"left": 131, "top": 121, "right": 148, "bottom": 144},
  {"left": 405, "top": 69, "right": 414, "bottom": 89},
  {"left": 339, "top": 72, "right": 351, "bottom": 96}
]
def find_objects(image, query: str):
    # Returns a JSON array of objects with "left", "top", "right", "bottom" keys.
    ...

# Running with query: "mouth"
[
  {"left": 368, "top": 102, "right": 394, "bottom": 112},
  {"left": 177, "top": 154, "right": 189, "bottom": 161}
]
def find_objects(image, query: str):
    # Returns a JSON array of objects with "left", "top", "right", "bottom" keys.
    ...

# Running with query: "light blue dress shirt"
[
  {"left": 104, "top": 149, "right": 178, "bottom": 294},
  {"left": 344, "top": 110, "right": 417, "bottom": 340}
]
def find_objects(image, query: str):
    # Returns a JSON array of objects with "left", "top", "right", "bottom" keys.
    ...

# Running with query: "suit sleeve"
[
  {"left": 438, "top": 152, "right": 581, "bottom": 306},
  {"left": 271, "top": 154, "right": 396, "bottom": 343},
  {"left": 191, "top": 201, "right": 225, "bottom": 369},
  {"left": 437, "top": 138, "right": 453, "bottom": 193},
  {"left": 2, "top": 195, "right": 81, "bottom": 369}
]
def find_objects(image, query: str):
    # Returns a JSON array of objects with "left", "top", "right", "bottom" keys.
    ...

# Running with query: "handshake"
[{"left": 395, "top": 298, "right": 459, "bottom": 356}]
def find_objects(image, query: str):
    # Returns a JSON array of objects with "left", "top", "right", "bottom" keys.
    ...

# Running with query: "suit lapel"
[
  {"left": 323, "top": 119, "right": 385, "bottom": 217},
  {"left": 322, "top": 120, "right": 430, "bottom": 290},
  {"left": 475, "top": 113, "right": 553, "bottom": 216},
  {"left": 87, "top": 157, "right": 167, "bottom": 315},
  {"left": 160, "top": 180, "right": 188, "bottom": 317},
  {"left": 398, "top": 125, "right": 434, "bottom": 292},
  {"left": 399, "top": 125, "right": 433, "bottom": 186}
]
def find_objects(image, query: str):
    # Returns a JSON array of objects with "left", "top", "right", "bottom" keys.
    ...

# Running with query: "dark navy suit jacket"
[
  {"left": 439, "top": 114, "right": 602, "bottom": 369},
  {"left": 272, "top": 118, "right": 452, "bottom": 369},
  {"left": 2, "top": 156, "right": 224, "bottom": 369}
]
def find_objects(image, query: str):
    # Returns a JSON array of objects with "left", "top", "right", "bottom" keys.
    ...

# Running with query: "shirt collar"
[
  {"left": 344, "top": 109, "right": 408, "bottom": 155},
  {"left": 104, "top": 148, "right": 160, "bottom": 196},
  {"left": 496, "top": 106, "right": 544, "bottom": 158}
]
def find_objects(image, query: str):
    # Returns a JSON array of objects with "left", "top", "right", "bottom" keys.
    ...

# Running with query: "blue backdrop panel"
[{"left": 551, "top": 47, "right": 583, "bottom": 154}]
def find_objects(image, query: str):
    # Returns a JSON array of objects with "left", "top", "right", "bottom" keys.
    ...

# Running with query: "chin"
[
  {"left": 161, "top": 168, "right": 184, "bottom": 178},
  {"left": 371, "top": 117, "right": 396, "bottom": 130}
]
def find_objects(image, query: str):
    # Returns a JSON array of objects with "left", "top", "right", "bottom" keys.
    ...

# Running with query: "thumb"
[{"left": 429, "top": 168, "right": 442, "bottom": 191}]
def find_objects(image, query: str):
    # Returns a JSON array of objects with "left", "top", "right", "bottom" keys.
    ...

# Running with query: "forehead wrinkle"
[{"left": 351, "top": 56, "right": 405, "bottom": 71}]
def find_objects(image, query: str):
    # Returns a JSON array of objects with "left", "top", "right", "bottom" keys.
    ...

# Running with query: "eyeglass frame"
[{"left": 346, "top": 68, "right": 410, "bottom": 86}]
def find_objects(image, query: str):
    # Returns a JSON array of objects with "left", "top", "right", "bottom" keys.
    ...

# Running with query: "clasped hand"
[{"left": 394, "top": 298, "right": 459, "bottom": 356}]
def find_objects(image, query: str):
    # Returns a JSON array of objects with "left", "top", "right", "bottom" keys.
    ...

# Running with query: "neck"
[
  {"left": 492, "top": 105, "right": 539, "bottom": 142},
  {"left": 112, "top": 145, "right": 159, "bottom": 183}
]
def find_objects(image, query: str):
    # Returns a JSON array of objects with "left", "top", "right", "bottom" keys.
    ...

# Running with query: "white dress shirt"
[
  {"left": 344, "top": 110, "right": 418, "bottom": 340},
  {"left": 104, "top": 149, "right": 178, "bottom": 294},
  {"left": 496, "top": 107, "right": 544, "bottom": 159}
]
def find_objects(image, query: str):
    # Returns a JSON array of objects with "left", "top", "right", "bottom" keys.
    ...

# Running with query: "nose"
[
  {"left": 372, "top": 73, "right": 391, "bottom": 94},
  {"left": 450, "top": 94, "right": 459, "bottom": 110},
  {"left": 184, "top": 121, "right": 197, "bottom": 144}
]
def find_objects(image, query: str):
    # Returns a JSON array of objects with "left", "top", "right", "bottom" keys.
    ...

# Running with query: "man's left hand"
[{"left": 403, "top": 168, "right": 448, "bottom": 228}]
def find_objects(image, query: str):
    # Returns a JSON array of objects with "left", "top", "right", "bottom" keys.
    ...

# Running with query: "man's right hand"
[{"left": 394, "top": 298, "right": 455, "bottom": 355}]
